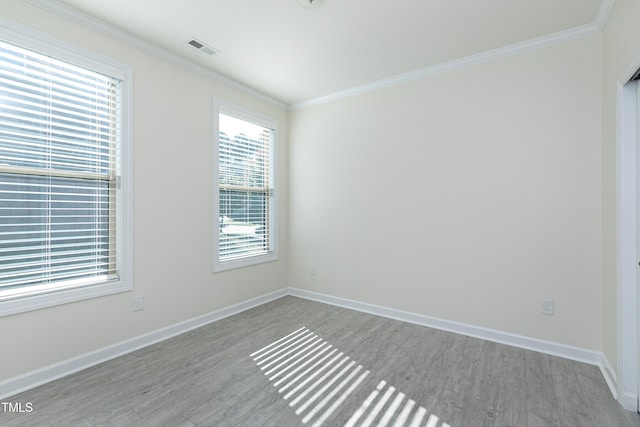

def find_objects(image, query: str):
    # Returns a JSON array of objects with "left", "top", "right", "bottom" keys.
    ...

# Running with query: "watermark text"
[{"left": 1, "top": 402, "right": 33, "bottom": 413}]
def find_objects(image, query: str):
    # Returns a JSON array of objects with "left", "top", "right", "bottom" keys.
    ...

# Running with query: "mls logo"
[{"left": 1, "top": 402, "right": 33, "bottom": 413}]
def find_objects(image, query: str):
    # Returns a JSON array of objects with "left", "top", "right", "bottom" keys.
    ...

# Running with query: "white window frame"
[
  {"left": 0, "top": 19, "right": 133, "bottom": 317},
  {"left": 213, "top": 98, "right": 278, "bottom": 272}
]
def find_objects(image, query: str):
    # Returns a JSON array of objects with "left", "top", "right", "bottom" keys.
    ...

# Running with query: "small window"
[
  {"left": 213, "top": 99, "right": 277, "bottom": 271},
  {"left": 0, "top": 24, "right": 132, "bottom": 316}
]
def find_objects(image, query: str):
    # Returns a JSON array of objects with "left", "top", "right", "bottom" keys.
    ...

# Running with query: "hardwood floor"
[{"left": 1, "top": 296, "right": 639, "bottom": 426}]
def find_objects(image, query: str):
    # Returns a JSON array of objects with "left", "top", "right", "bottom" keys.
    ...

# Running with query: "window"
[
  {"left": 213, "top": 99, "right": 277, "bottom": 271},
  {"left": 0, "top": 24, "right": 132, "bottom": 316}
]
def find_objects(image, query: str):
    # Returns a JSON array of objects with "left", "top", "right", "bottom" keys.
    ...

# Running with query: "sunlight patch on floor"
[{"left": 251, "top": 327, "right": 450, "bottom": 427}]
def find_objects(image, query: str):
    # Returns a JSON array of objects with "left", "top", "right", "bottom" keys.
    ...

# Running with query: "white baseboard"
[
  {"left": 620, "top": 392, "right": 639, "bottom": 412},
  {"left": 0, "top": 287, "right": 622, "bottom": 405},
  {"left": 288, "top": 288, "right": 612, "bottom": 372},
  {"left": 605, "top": 348, "right": 638, "bottom": 412},
  {"left": 289, "top": 288, "right": 627, "bottom": 404},
  {"left": 0, "top": 288, "right": 288, "bottom": 400},
  {"left": 600, "top": 354, "right": 618, "bottom": 400}
]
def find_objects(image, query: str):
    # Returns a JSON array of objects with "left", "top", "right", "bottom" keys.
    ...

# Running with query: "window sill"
[
  {"left": 213, "top": 252, "right": 278, "bottom": 273},
  {"left": 0, "top": 280, "right": 132, "bottom": 317}
]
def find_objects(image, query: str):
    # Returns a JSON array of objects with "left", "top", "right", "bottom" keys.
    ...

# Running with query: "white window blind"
[
  {"left": 0, "top": 38, "right": 121, "bottom": 301},
  {"left": 215, "top": 103, "right": 276, "bottom": 269}
]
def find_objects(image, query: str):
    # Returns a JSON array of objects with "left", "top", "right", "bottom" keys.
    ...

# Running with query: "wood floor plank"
[
  {"left": 574, "top": 360, "right": 640, "bottom": 427},
  {"left": 549, "top": 356, "right": 595, "bottom": 427},
  {"left": 426, "top": 336, "right": 484, "bottom": 426},
  {"left": 491, "top": 344, "right": 528, "bottom": 426},
  {"left": 525, "top": 351, "right": 561, "bottom": 427},
  {"left": 459, "top": 341, "right": 527, "bottom": 427}
]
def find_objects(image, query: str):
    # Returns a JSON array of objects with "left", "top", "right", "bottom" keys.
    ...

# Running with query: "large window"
[
  {"left": 0, "top": 24, "right": 132, "bottom": 316},
  {"left": 213, "top": 99, "right": 277, "bottom": 271}
]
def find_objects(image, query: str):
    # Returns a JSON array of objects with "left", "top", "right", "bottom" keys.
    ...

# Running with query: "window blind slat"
[
  {"left": 0, "top": 79, "right": 118, "bottom": 115},
  {"left": 0, "top": 76, "right": 118, "bottom": 123},
  {"left": 0, "top": 110, "right": 115, "bottom": 141},
  {"left": 0, "top": 248, "right": 112, "bottom": 263},
  {"left": 0, "top": 60, "right": 117, "bottom": 106},
  {"left": 0, "top": 242, "right": 114, "bottom": 256},
  {"left": 0, "top": 119, "right": 114, "bottom": 151},
  {"left": 0, "top": 133, "right": 116, "bottom": 157},
  {"left": 0, "top": 259, "right": 114, "bottom": 280}
]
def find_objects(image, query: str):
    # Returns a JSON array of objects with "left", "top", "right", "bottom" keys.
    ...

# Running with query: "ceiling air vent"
[{"left": 188, "top": 38, "right": 218, "bottom": 56}]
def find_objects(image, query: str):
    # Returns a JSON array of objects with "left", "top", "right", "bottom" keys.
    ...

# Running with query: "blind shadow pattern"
[{"left": 251, "top": 327, "right": 451, "bottom": 427}]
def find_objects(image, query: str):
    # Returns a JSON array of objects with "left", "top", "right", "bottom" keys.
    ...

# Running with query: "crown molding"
[
  {"left": 25, "top": 0, "right": 287, "bottom": 110},
  {"left": 595, "top": 0, "right": 616, "bottom": 31},
  {"left": 24, "top": 0, "right": 614, "bottom": 112},
  {"left": 291, "top": 22, "right": 601, "bottom": 110}
]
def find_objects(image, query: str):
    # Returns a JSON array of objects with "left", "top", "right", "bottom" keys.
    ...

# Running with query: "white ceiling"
[{"left": 50, "top": 0, "right": 605, "bottom": 106}]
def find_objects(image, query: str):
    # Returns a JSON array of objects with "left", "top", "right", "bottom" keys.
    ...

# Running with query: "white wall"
[
  {"left": 601, "top": 0, "right": 640, "bottom": 378},
  {"left": 289, "top": 35, "right": 603, "bottom": 349},
  {"left": 0, "top": 1, "right": 288, "bottom": 381}
]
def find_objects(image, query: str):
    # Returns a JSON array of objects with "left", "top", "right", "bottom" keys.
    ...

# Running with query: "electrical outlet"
[
  {"left": 310, "top": 265, "right": 317, "bottom": 276},
  {"left": 541, "top": 300, "right": 554, "bottom": 315},
  {"left": 132, "top": 295, "right": 144, "bottom": 312}
]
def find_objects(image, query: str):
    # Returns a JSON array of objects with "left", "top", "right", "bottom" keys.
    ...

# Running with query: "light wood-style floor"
[{"left": 1, "top": 296, "right": 639, "bottom": 426}]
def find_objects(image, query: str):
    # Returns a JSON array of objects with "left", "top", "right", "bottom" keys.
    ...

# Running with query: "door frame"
[{"left": 617, "top": 67, "right": 640, "bottom": 412}]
